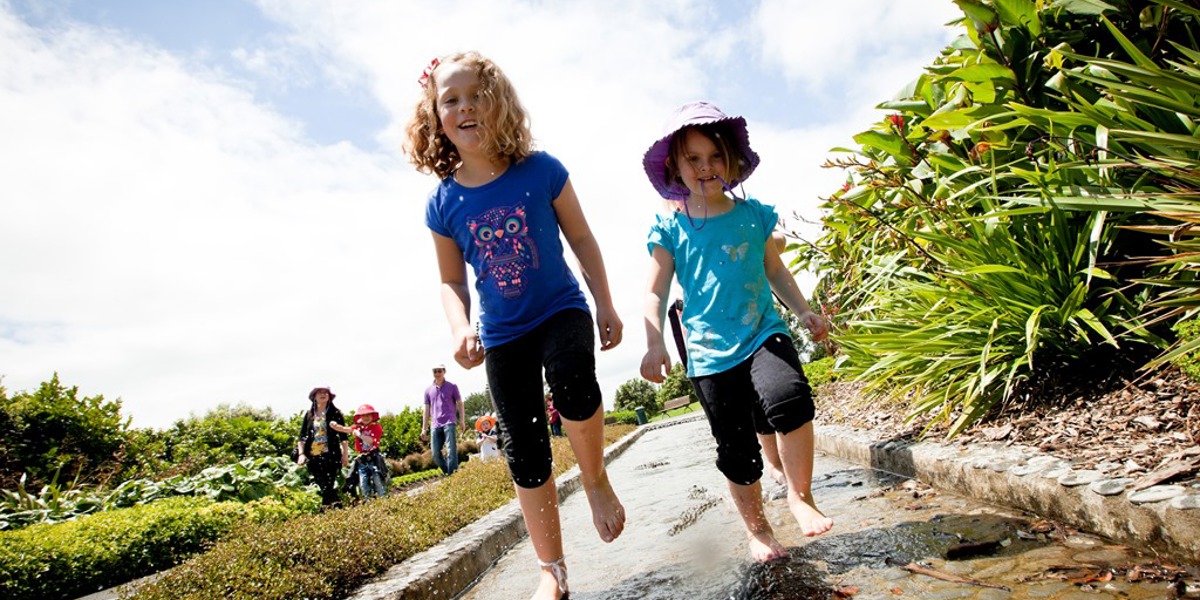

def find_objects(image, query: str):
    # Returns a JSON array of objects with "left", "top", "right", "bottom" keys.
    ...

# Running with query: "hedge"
[
  {"left": 123, "top": 424, "right": 636, "bottom": 600},
  {"left": 0, "top": 491, "right": 318, "bottom": 600}
]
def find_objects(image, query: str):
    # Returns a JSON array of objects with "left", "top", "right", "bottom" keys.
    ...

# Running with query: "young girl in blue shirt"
[
  {"left": 640, "top": 101, "right": 834, "bottom": 562},
  {"left": 405, "top": 51, "right": 624, "bottom": 600}
]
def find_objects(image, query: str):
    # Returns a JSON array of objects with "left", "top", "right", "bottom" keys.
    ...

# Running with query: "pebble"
[
  {"left": 1169, "top": 493, "right": 1200, "bottom": 510},
  {"left": 1088, "top": 477, "right": 1134, "bottom": 496},
  {"left": 1057, "top": 470, "right": 1103, "bottom": 487},
  {"left": 1040, "top": 466, "right": 1073, "bottom": 480},
  {"left": 1027, "top": 455, "right": 1063, "bottom": 467},
  {"left": 988, "top": 459, "right": 1021, "bottom": 473},
  {"left": 1011, "top": 461, "right": 1059, "bottom": 476},
  {"left": 1128, "top": 485, "right": 1187, "bottom": 504}
]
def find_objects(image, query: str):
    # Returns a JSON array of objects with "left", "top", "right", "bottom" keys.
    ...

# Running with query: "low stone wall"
[{"left": 815, "top": 424, "right": 1200, "bottom": 565}]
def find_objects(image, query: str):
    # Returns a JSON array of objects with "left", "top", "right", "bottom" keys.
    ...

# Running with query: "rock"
[
  {"left": 1128, "top": 485, "right": 1187, "bottom": 505},
  {"left": 1058, "top": 470, "right": 1103, "bottom": 487},
  {"left": 1169, "top": 494, "right": 1200, "bottom": 510},
  {"left": 1089, "top": 478, "right": 1134, "bottom": 496}
]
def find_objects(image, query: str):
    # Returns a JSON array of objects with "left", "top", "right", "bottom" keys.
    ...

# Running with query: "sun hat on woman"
[
  {"left": 308, "top": 386, "right": 336, "bottom": 401},
  {"left": 642, "top": 101, "right": 761, "bottom": 201}
]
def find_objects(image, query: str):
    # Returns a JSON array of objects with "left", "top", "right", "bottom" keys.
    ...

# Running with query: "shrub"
[
  {"left": 606, "top": 411, "right": 640, "bottom": 425},
  {"left": 391, "top": 469, "right": 442, "bottom": 488},
  {"left": 123, "top": 425, "right": 636, "bottom": 600},
  {"left": 0, "top": 492, "right": 317, "bottom": 600},
  {"left": 614, "top": 379, "right": 659, "bottom": 415},
  {"left": 0, "top": 374, "right": 128, "bottom": 489},
  {"left": 803, "top": 357, "right": 837, "bottom": 389},
  {"left": 1171, "top": 319, "right": 1200, "bottom": 382}
]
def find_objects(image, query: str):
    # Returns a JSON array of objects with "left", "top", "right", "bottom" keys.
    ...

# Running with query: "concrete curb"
[
  {"left": 814, "top": 424, "right": 1200, "bottom": 565},
  {"left": 346, "top": 423, "right": 652, "bottom": 600}
]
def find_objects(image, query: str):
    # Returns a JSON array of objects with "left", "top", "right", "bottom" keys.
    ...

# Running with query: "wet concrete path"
[{"left": 457, "top": 417, "right": 1196, "bottom": 599}]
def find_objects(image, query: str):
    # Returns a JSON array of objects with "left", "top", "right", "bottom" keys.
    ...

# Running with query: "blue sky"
[{"left": 0, "top": 0, "right": 963, "bottom": 428}]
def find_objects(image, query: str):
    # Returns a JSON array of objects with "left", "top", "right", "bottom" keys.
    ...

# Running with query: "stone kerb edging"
[
  {"left": 346, "top": 426, "right": 648, "bottom": 600},
  {"left": 814, "top": 424, "right": 1200, "bottom": 565}
]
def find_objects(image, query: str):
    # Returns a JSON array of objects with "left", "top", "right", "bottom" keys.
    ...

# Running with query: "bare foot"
[
  {"left": 788, "top": 493, "right": 833, "bottom": 537},
  {"left": 765, "top": 463, "right": 787, "bottom": 487},
  {"left": 531, "top": 566, "right": 566, "bottom": 600},
  {"left": 747, "top": 529, "right": 789, "bottom": 562},
  {"left": 585, "top": 475, "right": 625, "bottom": 543}
]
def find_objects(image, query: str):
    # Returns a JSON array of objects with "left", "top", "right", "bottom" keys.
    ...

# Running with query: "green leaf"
[
  {"left": 994, "top": 0, "right": 1042, "bottom": 35},
  {"left": 949, "top": 63, "right": 1017, "bottom": 84}
]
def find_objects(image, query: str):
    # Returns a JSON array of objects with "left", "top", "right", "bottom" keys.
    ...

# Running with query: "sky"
[{"left": 0, "top": 0, "right": 964, "bottom": 429}]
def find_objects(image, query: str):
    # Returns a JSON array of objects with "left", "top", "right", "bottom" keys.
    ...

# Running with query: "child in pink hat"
[
  {"left": 640, "top": 101, "right": 834, "bottom": 562},
  {"left": 331, "top": 403, "right": 387, "bottom": 500}
]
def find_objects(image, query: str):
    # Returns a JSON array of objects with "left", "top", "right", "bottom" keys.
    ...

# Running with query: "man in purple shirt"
[{"left": 422, "top": 363, "right": 465, "bottom": 475}]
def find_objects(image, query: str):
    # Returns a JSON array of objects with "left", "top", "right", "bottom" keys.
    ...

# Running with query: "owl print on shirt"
[{"left": 468, "top": 204, "right": 540, "bottom": 298}]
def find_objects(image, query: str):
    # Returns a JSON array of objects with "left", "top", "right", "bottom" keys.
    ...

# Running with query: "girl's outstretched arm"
[
  {"left": 432, "top": 231, "right": 485, "bottom": 368},
  {"left": 764, "top": 234, "right": 828, "bottom": 342},
  {"left": 641, "top": 245, "right": 675, "bottom": 383},
  {"left": 552, "top": 178, "right": 623, "bottom": 350}
]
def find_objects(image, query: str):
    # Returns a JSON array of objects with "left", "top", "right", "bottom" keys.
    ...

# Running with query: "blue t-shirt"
[
  {"left": 647, "top": 198, "right": 789, "bottom": 377},
  {"left": 426, "top": 152, "right": 589, "bottom": 347}
]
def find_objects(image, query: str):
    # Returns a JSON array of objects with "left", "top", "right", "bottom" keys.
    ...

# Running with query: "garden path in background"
[{"left": 456, "top": 418, "right": 1196, "bottom": 599}]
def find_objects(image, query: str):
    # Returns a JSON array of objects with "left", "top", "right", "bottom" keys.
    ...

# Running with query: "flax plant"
[{"left": 799, "top": 0, "right": 1198, "bottom": 436}]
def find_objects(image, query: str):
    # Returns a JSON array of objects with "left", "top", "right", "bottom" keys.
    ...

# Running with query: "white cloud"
[
  {"left": 0, "top": 0, "right": 964, "bottom": 428},
  {"left": 754, "top": 1, "right": 962, "bottom": 96}
]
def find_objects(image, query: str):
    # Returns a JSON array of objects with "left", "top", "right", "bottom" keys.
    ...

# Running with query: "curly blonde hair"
[{"left": 403, "top": 51, "right": 534, "bottom": 180}]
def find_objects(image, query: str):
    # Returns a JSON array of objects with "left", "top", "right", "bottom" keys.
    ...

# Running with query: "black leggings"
[
  {"left": 691, "top": 333, "right": 814, "bottom": 486},
  {"left": 485, "top": 308, "right": 602, "bottom": 488},
  {"left": 306, "top": 452, "right": 341, "bottom": 505}
]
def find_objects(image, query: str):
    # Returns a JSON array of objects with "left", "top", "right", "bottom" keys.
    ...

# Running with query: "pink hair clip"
[{"left": 417, "top": 57, "right": 440, "bottom": 88}]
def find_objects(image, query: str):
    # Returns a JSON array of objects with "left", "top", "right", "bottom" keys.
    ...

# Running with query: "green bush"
[
  {"left": 0, "top": 374, "right": 128, "bottom": 489},
  {"left": 607, "top": 410, "right": 640, "bottom": 425},
  {"left": 390, "top": 468, "right": 442, "bottom": 488},
  {"left": 797, "top": 0, "right": 1198, "bottom": 436},
  {"left": 803, "top": 357, "right": 837, "bottom": 389},
  {"left": 655, "top": 363, "right": 695, "bottom": 407},
  {"left": 614, "top": 378, "right": 659, "bottom": 415},
  {"left": 0, "top": 491, "right": 318, "bottom": 600},
  {"left": 1, "top": 455, "right": 316, "bottom": 531},
  {"left": 123, "top": 425, "right": 636, "bottom": 600},
  {"left": 1171, "top": 320, "right": 1200, "bottom": 382}
]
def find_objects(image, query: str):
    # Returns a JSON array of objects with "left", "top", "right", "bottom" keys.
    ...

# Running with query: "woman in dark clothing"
[{"left": 296, "top": 386, "right": 349, "bottom": 506}]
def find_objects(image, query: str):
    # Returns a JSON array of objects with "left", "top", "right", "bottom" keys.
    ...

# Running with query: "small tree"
[
  {"left": 655, "top": 363, "right": 695, "bottom": 407},
  {"left": 0, "top": 373, "right": 129, "bottom": 487},
  {"left": 614, "top": 378, "right": 659, "bottom": 415},
  {"left": 463, "top": 390, "right": 493, "bottom": 420}
]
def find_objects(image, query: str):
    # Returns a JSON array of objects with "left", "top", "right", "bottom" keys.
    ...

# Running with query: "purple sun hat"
[{"left": 642, "top": 101, "right": 761, "bottom": 201}]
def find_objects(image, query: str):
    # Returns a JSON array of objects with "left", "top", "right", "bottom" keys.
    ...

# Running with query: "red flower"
[{"left": 886, "top": 114, "right": 905, "bottom": 129}]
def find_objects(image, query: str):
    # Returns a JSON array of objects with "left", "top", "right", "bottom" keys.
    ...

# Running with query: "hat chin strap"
[{"left": 680, "top": 176, "right": 744, "bottom": 229}]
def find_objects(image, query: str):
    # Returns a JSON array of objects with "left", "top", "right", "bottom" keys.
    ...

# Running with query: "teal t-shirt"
[{"left": 647, "top": 198, "right": 789, "bottom": 377}]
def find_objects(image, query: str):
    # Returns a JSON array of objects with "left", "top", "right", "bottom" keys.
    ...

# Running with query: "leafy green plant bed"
[
  {"left": 0, "top": 455, "right": 313, "bottom": 531},
  {"left": 389, "top": 467, "right": 442, "bottom": 488},
  {"left": 122, "top": 425, "right": 635, "bottom": 600},
  {"left": 0, "top": 491, "right": 319, "bottom": 600}
]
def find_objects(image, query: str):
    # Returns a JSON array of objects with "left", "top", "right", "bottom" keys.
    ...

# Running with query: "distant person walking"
[
  {"left": 422, "top": 364, "right": 465, "bottom": 475},
  {"left": 296, "top": 386, "right": 349, "bottom": 507}
]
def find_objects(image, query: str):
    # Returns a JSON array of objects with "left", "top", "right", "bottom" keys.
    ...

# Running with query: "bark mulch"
[{"left": 817, "top": 366, "right": 1200, "bottom": 490}]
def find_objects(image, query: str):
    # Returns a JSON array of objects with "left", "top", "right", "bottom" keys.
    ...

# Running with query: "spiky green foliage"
[{"left": 799, "top": 0, "right": 1200, "bottom": 436}]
